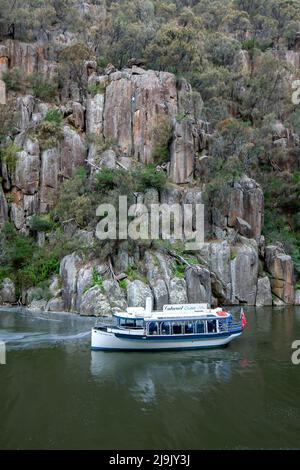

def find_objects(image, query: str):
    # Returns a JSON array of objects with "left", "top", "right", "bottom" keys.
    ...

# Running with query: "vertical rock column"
[
  {"left": 0, "top": 45, "right": 8, "bottom": 104},
  {"left": 265, "top": 246, "right": 295, "bottom": 304}
]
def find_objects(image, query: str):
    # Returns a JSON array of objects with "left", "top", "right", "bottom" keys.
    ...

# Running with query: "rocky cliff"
[{"left": 0, "top": 36, "right": 297, "bottom": 312}]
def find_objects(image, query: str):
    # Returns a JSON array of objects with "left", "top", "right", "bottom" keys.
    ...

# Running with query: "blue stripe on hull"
[
  {"left": 91, "top": 344, "right": 229, "bottom": 352},
  {"left": 114, "top": 330, "right": 242, "bottom": 341}
]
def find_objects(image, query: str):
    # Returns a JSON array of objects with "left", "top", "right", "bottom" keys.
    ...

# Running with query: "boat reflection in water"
[{"left": 90, "top": 349, "right": 236, "bottom": 403}]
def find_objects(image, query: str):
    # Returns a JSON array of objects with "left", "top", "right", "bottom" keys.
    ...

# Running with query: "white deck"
[{"left": 114, "top": 302, "right": 230, "bottom": 321}]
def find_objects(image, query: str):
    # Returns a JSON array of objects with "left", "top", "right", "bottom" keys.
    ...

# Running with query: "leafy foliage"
[
  {"left": 95, "top": 165, "right": 167, "bottom": 194},
  {"left": 43, "top": 109, "right": 63, "bottom": 125},
  {"left": 152, "top": 118, "right": 172, "bottom": 165},
  {"left": 0, "top": 142, "right": 21, "bottom": 172},
  {"left": 33, "top": 111, "right": 64, "bottom": 150},
  {"left": 0, "top": 223, "right": 60, "bottom": 290},
  {"left": 3, "top": 68, "right": 58, "bottom": 101},
  {"left": 87, "top": 83, "right": 106, "bottom": 96},
  {"left": 28, "top": 73, "right": 58, "bottom": 101},
  {"left": 262, "top": 172, "right": 300, "bottom": 276},
  {"left": 29, "top": 215, "right": 54, "bottom": 233},
  {"left": 2, "top": 67, "right": 25, "bottom": 92}
]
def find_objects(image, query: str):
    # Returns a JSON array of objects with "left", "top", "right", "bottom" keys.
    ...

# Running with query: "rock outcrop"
[
  {"left": 295, "top": 290, "right": 300, "bottom": 305},
  {"left": 265, "top": 246, "right": 295, "bottom": 304},
  {"left": 230, "top": 239, "right": 259, "bottom": 305},
  {"left": 80, "top": 286, "right": 111, "bottom": 316},
  {"left": 60, "top": 252, "right": 83, "bottom": 311},
  {"left": 211, "top": 176, "right": 264, "bottom": 240},
  {"left": 185, "top": 266, "right": 211, "bottom": 305},
  {"left": 87, "top": 68, "right": 209, "bottom": 181},
  {"left": 0, "top": 37, "right": 297, "bottom": 312},
  {"left": 0, "top": 185, "right": 8, "bottom": 227},
  {"left": 256, "top": 276, "right": 273, "bottom": 307},
  {"left": 127, "top": 280, "right": 154, "bottom": 308},
  {"left": 0, "top": 278, "right": 16, "bottom": 304}
]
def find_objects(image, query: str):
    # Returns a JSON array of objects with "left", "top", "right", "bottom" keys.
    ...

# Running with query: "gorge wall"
[{"left": 0, "top": 37, "right": 297, "bottom": 312}]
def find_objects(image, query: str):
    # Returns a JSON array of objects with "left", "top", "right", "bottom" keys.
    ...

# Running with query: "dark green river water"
[{"left": 0, "top": 306, "right": 300, "bottom": 450}]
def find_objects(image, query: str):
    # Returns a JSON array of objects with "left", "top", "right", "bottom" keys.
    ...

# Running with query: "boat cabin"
[{"left": 113, "top": 302, "right": 232, "bottom": 337}]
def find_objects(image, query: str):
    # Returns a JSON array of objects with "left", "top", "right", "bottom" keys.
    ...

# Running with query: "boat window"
[
  {"left": 184, "top": 322, "right": 194, "bottom": 334},
  {"left": 207, "top": 320, "right": 217, "bottom": 333},
  {"left": 172, "top": 323, "right": 183, "bottom": 335},
  {"left": 218, "top": 320, "right": 227, "bottom": 332},
  {"left": 195, "top": 321, "right": 205, "bottom": 333},
  {"left": 135, "top": 320, "right": 144, "bottom": 328},
  {"left": 161, "top": 322, "right": 171, "bottom": 335},
  {"left": 148, "top": 322, "right": 158, "bottom": 335}
]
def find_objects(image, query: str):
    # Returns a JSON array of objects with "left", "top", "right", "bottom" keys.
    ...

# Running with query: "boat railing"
[
  {"left": 118, "top": 328, "right": 147, "bottom": 335},
  {"left": 229, "top": 320, "right": 242, "bottom": 332},
  {"left": 218, "top": 322, "right": 229, "bottom": 332}
]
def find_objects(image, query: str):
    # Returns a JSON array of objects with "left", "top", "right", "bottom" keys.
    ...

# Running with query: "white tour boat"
[{"left": 91, "top": 298, "right": 247, "bottom": 351}]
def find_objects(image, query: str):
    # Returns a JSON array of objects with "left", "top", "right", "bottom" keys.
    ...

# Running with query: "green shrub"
[
  {"left": 94, "top": 168, "right": 135, "bottom": 196},
  {"left": 92, "top": 266, "right": 103, "bottom": 288},
  {"left": 0, "top": 223, "right": 61, "bottom": 290},
  {"left": 207, "top": 34, "right": 241, "bottom": 67},
  {"left": 263, "top": 207, "right": 300, "bottom": 277},
  {"left": 29, "top": 215, "right": 54, "bottom": 233},
  {"left": 28, "top": 73, "right": 58, "bottom": 101},
  {"left": 118, "top": 279, "right": 127, "bottom": 290},
  {"left": 172, "top": 261, "right": 186, "bottom": 279},
  {"left": 94, "top": 167, "right": 120, "bottom": 192},
  {"left": 97, "top": 57, "right": 110, "bottom": 69},
  {"left": 0, "top": 265, "right": 11, "bottom": 283},
  {"left": 242, "top": 38, "right": 266, "bottom": 52},
  {"left": 125, "top": 264, "right": 146, "bottom": 282},
  {"left": 34, "top": 113, "right": 64, "bottom": 150},
  {"left": 55, "top": 167, "right": 94, "bottom": 227},
  {"left": 0, "top": 143, "right": 21, "bottom": 172},
  {"left": 2, "top": 67, "right": 25, "bottom": 92},
  {"left": 87, "top": 82, "right": 106, "bottom": 96},
  {"left": 152, "top": 118, "right": 172, "bottom": 165},
  {"left": 1, "top": 223, "right": 35, "bottom": 270},
  {"left": 18, "top": 253, "right": 60, "bottom": 289},
  {"left": 133, "top": 165, "right": 167, "bottom": 192},
  {"left": 0, "top": 103, "right": 16, "bottom": 144},
  {"left": 95, "top": 165, "right": 167, "bottom": 195},
  {"left": 43, "top": 109, "right": 63, "bottom": 125},
  {"left": 86, "top": 133, "right": 117, "bottom": 154}
]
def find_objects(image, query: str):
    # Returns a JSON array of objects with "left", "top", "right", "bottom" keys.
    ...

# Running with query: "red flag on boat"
[{"left": 240, "top": 309, "right": 247, "bottom": 329}]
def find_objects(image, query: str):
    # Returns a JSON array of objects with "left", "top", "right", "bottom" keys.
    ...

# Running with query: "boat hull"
[{"left": 91, "top": 328, "right": 242, "bottom": 351}]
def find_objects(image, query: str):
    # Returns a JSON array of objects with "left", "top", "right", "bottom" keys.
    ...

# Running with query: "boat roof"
[{"left": 114, "top": 303, "right": 231, "bottom": 321}]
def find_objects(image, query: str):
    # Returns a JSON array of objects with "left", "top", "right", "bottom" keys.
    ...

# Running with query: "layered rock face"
[
  {"left": 1, "top": 38, "right": 210, "bottom": 183},
  {"left": 3, "top": 39, "right": 57, "bottom": 78},
  {"left": 1, "top": 125, "right": 87, "bottom": 232},
  {"left": 0, "top": 38, "right": 297, "bottom": 311},
  {"left": 0, "top": 39, "right": 210, "bottom": 231},
  {"left": 211, "top": 176, "right": 264, "bottom": 240},
  {"left": 88, "top": 67, "right": 209, "bottom": 182}
]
